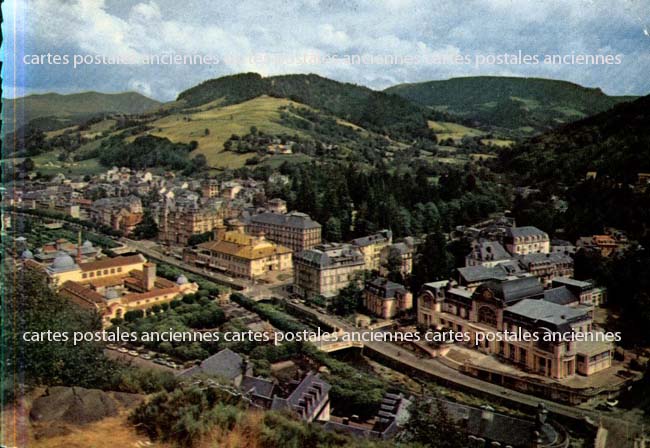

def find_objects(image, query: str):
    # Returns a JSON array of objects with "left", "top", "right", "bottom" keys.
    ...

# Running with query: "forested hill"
[
  {"left": 2, "top": 91, "right": 161, "bottom": 134},
  {"left": 176, "top": 73, "right": 443, "bottom": 139},
  {"left": 384, "top": 76, "right": 635, "bottom": 134},
  {"left": 499, "top": 94, "right": 650, "bottom": 186}
]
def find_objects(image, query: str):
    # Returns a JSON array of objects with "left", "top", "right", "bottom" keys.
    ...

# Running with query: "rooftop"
[
  {"left": 505, "top": 298, "right": 590, "bottom": 328},
  {"left": 250, "top": 211, "right": 321, "bottom": 229},
  {"left": 180, "top": 348, "right": 244, "bottom": 381}
]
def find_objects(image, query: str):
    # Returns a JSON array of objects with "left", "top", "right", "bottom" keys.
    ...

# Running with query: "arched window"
[{"left": 478, "top": 306, "right": 497, "bottom": 326}]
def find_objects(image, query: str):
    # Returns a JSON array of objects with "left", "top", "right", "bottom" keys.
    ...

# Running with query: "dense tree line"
[
  {"left": 91, "top": 135, "right": 206, "bottom": 172},
  {"left": 265, "top": 160, "right": 507, "bottom": 240}
]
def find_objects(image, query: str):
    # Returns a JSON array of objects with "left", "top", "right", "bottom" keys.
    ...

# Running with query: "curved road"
[{"left": 286, "top": 299, "right": 644, "bottom": 446}]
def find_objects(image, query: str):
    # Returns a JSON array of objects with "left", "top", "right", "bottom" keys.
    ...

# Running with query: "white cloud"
[{"left": 3, "top": 0, "right": 648, "bottom": 99}]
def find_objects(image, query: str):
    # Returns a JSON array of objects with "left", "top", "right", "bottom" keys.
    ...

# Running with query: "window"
[{"left": 478, "top": 306, "right": 497, "bottom": 326}]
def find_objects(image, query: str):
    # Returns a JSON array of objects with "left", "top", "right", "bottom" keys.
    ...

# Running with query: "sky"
[{"left": 2, "top": 0, "right": 650, "bottom": 101}]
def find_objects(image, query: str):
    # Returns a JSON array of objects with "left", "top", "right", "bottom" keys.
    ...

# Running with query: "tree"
[
  {"left": 324, "top": 217, "right": 342, "bottom": 242},
  {"left": 399, "top": 396, "right": 465, "bottom": 448},
  {"left": 3, "top": 271, "right": 120, "bottom": 393},
  {"left": 329, "top": 282, "right": 362, "bottom": 316},
  {"left": 383, "top": 246, "right": 404, "bottom": 283},
  {"left": 133, "top": 210, "right": 159, "bottom": 240},
  {"left": 410, "top": 230, "right": 453, "bottom": 293}
]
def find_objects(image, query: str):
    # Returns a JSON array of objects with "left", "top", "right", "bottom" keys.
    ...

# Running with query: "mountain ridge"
[
  {"left": 2, "top": 91, "right": 162, "bottom": 134},
  {"left": 384, "top": 75, "right": 637, "bottom": 134}
]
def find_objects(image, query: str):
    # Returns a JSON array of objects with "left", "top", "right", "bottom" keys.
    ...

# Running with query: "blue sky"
[{"left": 2, "top": 0, "right": 649, "bottom": 100}]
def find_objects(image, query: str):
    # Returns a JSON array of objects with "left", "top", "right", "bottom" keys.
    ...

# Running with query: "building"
[
  {"left": 155, "top": 198, "right": 224, "bottom": 246},
  {"left": 27, "top": 253, "right": 197, "bottom": 323},
  {"left": 457, "top": 262, "right": 528, "bottom": 290},
  {"left": 577, "top": 234, "right": 619, "bottom": 257},
  {"left": 200, "top": 179, "right": 219, "bottom": 199},
  {"left": 271, "top": 372, "right": 330, "bottom": 422},
  {"left": 380, "top": 237, "right": 416, "bottom": 277},
  {"left": 90, "top": 196, "right": 143, "bottom": 236},
  {"left": 322, "top": 392, "right": 411, "bottom": 439},
  {"left": 350, "top": 230, "right": 393, "bottom": 271},
  {"left": 417, "top": 276, "right": 613, "bottom": 379},
  {"left": 240, "top": 375, "right": 276, "bottom": 408},
  {"left": 465, "top": 240, "right": 512, "bottom": 267},
  {"left": 504, "top": 226, "right": 550, "bottom": 255},
  {"left": 293, "top": 243, "right": 365, "bottom": 299},
  {"left": 362, "top": 278, "right": 413, "bottom": 319},
  {"left": 438, "top": 401, "right": 563, "bottom": 448},
  {"left": 552, "top": 277, "right": 607, "bottom": 306},
  {"left": 247, "top": 211, "right": 321, "bottom": 253},
  {"left": 266, "top": 198, "right": 287, "bottom": 214},
  {"left": 32, "top": 237, "right": 101, "bottom": 265},
  {"left": 183, "top": 229, "right": 292, "bottom": 280},
  {"left": 180, "top": 348, "right": 247, "bottom": 386},
  {"left": 517, "top": 252, "right": 574, "bottom": 287}
]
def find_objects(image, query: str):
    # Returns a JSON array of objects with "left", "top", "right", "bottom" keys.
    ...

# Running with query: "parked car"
[
  {"left": 117, "top": 347, "right": 129, "bottom": 353},
  {"left": 128, "top": 350, "right": 139, "bottom": 357}
]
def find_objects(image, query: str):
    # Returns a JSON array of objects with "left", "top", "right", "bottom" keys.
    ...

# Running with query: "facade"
[
  {"left": 577, "top": 234, "right": 619, "bottom": 257},
  {"left": 155, "top": 198, "right": 225, "bottom": 246},
  {"left": 247, "top": 211, "right": 321, "bottom": 253},
  {"left": 504, "top": 226, "right": 550, "bottom": 255},
  {"left": 266, "top": 198, "right": 287, "bottom": 214},
  {"left": 293, "top": 243, "right": 365, "bottom": 299},
  {"left": 184, "top": 230, "right": 292, "bottom": 280},
  {"left": 350, "top": 230, "right": 393, "bottom": 271},
  {"left": 90, "top": 195, "right": 143, "bottom": 236},
  {"left": 417, "top": 276, "right": 612, "bottom": 379},
  {"left": 201, "top": 179, "right": 219, "bottom": 199},
  {"left": 362, "top": 277, "right": 413, "bottom": 319}
]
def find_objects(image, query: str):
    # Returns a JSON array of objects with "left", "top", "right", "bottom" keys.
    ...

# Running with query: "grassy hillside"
[
  {"left": 385, "top": 76, "right": 636, "bottom": 134},
  {"left": 176, "top": 73, "right": 438, "bottom": 140},
  {"left": 2, "top": 91, "right": 161, "bottom": 133},
  {"left": 146, "top": 95, "right": 313, "bottom": 167}
]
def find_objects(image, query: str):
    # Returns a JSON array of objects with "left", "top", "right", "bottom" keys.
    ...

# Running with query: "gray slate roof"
[
  {"left": 180, "top": 348, "right": 243, "bottom": 381},
  {"left": 240, "top": 375, "right": 275, "bottom": 398},
  {"left": 250, "top": 211, "right": 321, "bottom": 229},
  {"left": 480, "top": 277, "right": 544, "bottom": 304},
  {"left": 467, "top": 240, "right": 511, "bottom": 262},
  {"left": 441, "top": 400, "right": 558, "bottom": 447},
  {"left": 505, "top": 298, "right": 590, "bottom": 328},
  {"left": 505, "top": 226, "right": 548, "bottom": 239},
  {"left": 543, "top": 286, "right": 578, "bottom": 305},
  {"left": 350, "top": 230, "right": 392, "bottom": 247},
  {"left": 518, "top": 252, "right": 573, "bottom": 267},
  {"left": 295, "top": 244, "right": 364, "bottom": 269}
]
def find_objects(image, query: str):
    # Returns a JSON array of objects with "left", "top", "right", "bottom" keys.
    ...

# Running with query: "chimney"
[
  {"left": 76, "top": 230, "right": 83, "bottom": 263},
  {"left": 213, "top": 225, "right": 227, "bottom": 241},
  {"left": 143, "top": 263, "right": 156, "bottom": 291}
]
